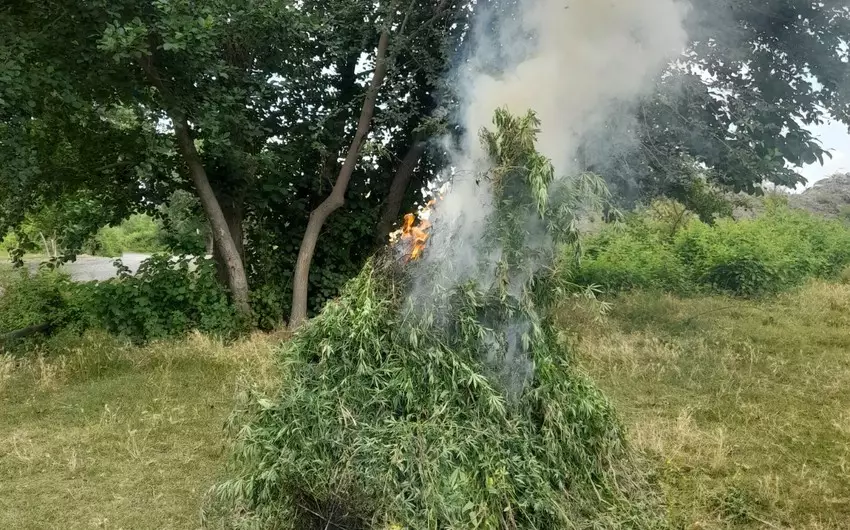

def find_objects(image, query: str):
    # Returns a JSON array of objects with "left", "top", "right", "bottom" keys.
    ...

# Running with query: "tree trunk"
[
  {"left": 213, "top": 200, "right": 244, "bottom": 287},
  {"left": 205, "top": 228, "right": 214, "bottom": 257},
  {"left": 139, "top": 55, "right": 251, "bottom": 316},
  {"left": 171, "top": 114, "right": 251, "bottom": 316},
  {"left": 38, "top": 232, "right": 50, "bottom": 257},
  {"left": 375, "top": 140, "right": 426, "bottom": 243},
  {"left": 288, "top": 31, "right": 391, "bottom": 329}
]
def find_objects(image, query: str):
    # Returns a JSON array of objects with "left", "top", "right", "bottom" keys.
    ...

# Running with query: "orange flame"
[{"left": 390, "top": 199, "right": 438, "bottom": 262}]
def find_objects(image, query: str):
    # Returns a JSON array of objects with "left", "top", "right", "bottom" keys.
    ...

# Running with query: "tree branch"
[
  {"left": 289, "top": 30, "right": 392, "bottom": 328},
  {"left": 406, "top": 0, "right": 452, "bottom": 40},
  {"left": 397, "top": 0, "right": 418, "bottom": 37}
]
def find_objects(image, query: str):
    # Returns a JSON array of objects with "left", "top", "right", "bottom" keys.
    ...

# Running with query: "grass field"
[
  {"left": 1, "top": 281, "right": 848, "bottom": 528},
  {"left": 569, "top": 280, "right": 850, "bottom": 529},
  {"left": 0, "top": 331, "right": 279, "bottom": 529}
]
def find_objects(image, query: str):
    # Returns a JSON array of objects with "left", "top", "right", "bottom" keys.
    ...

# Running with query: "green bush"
[
  {"left": 702, "top": 258, "right": 779, "bottom": 296},
  {"left": 575, "top": 200, "right": 850, "bottom": 297},
  {"left": 86, "top": 255, "right": 243, "bottom": 343},
  {"left": 91, "top": 214, "right": 165, "bottom": 257},
  {"left": 579, "top": 228, "right": 688, "bottom": 292},
  {"left": 1, "top": 255, "right": 243, "bottom": 351},
  {"left": 0, "top": 268, "right": 70, "bottom": 334},
  {"left": 0, "top": 231, "right": 18, "bottom": 254},
  {"left": 0, "top": 268, "right": 92, "bottom": 352},
  {"left": 249, "top": 283, "right": 287, "bottom": 331}
]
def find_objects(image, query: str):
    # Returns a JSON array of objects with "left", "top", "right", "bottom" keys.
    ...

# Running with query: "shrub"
[
  {"left": 90, "top": 214, "right": 165, "bottom": 257},
  {"left": 578, "top": 228, "right": 688, "bottom": 292},
  {"left": 0, "top": 268, "right": 93, "bottom": 352},
  {"left": 249, "top": 283, "right": 287, "bottom": 331},
  {"left": 575, "top": 201, "right": 693, "bottom": 293},
  {"left": 575, "top": 200, "right": 850, "bottom": 297},
  {"left": 1, "top": 255, "right": 244, "bottom": 351},
  {"left": 0, "top": 232, "right": 19, "bottom": 254},
  {"left": 0, "top": 268, "right": 71, "bottom": 334},
  {"left": 702, "top": 258, "right": 779, "bottom": 296},
  {"left": 86, "top": 255, "right": 243, "bottom": 343}
]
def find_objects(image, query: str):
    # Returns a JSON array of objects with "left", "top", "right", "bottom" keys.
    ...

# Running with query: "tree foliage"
[
  {"left": 2, "top": 0, "right": 849, "bottom": 323},
  {"left": 90, "top": 214, "right": 165, "bottom": 257},
  {"left": 2, "top": 0, "right": 465, "bottom": 319},
  {"left": 156, "top": 190, "right": 211, "bottom": 256},
  {"left": 602, "top": 1, "right": 850, "bottom": 201}
]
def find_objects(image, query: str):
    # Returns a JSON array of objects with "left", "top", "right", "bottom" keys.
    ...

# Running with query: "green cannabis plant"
[{"left": 211, "top": 110, "right": 662, "bottom": 529}]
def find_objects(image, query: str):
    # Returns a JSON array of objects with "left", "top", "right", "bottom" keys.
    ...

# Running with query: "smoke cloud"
[
  {"left": 409, "top": 0, "right": 690, "bottom": 394},
  {"left": 421, "top": 0, "right": 690, "bottom": 283},
  {"left": 463, "top": 0, "right": 689, "bottom": 174}
]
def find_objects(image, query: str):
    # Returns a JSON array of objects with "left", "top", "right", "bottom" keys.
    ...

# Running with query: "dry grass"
[
  {"left": 0, "top": 330, "right": 279, "bottom": 530},
  {"left": 569, "top": 281, "right": 850, "bottom": 529},
  {"left": 3, "top": 277, "right": 849, "bottom": 528}
]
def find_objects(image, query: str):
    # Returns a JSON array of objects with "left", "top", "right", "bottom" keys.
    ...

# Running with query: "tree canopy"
[
  {"left": 1, "top": 0, "right": 848, "bottom": 324},
  {"left": 607, "top": 0, "right": 850, "bottom": 202}
]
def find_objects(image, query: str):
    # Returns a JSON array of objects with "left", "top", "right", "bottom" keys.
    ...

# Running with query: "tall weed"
[{"left": 211, "top": 257, "right": 662, "bottom": 529}]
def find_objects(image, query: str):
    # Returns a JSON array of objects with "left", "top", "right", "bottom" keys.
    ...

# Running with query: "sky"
[{"left": 800, "top": 119, "right": 850, "bottom": 190}]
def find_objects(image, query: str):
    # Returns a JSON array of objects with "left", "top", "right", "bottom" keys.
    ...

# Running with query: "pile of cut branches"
[{"left": 210, "top": 110, "right": 664, "bottom": 529}]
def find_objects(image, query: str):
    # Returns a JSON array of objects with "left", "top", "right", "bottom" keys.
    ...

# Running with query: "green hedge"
[{"left": 575, "top": 200, "right": 850, "bottom": 296}]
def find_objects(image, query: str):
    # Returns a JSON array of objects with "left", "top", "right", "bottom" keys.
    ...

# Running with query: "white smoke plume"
[
  {"left": 406, "top": 0, "right": 690, "bottom": 395},
  {"left": 463, "top": 0, "right": 689, "bottom": 174},
  {"left": 421, "top": 0, "right": 690, "bottom": 286}
]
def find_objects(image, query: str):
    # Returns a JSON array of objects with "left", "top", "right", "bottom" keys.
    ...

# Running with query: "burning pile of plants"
[{"left": 211, "top": 111, "right": 664, "bottom": 529}]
